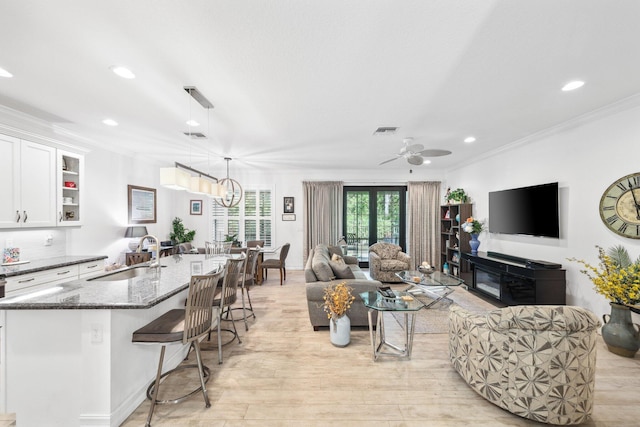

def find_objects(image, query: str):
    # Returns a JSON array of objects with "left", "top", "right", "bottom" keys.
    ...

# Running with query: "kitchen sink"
[{"left": 89, "top": 265, "right": 165, "bottom": 281}]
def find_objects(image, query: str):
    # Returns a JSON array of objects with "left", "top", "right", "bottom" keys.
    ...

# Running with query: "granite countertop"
[
  {"left": 0, "top": 255, "right": 108, "bottom": 278},
  {"left": 0, "top": 254, "right": 230, "bottom": 310}
]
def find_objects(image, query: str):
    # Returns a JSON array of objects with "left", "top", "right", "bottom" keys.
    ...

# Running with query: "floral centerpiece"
[
  {"left": 569, "top": 245, "right": 640, "bottom": 357},
  {"left": 323, "top": 282, "right": 355, "bottom": 319},
  {"left": 461, "top": 217, "right": 485, "bottom": 234},
  {"left": 569, "top": 245, "right": 640, "bottom": 307}
]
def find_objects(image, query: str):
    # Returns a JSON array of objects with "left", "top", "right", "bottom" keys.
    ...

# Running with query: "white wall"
[
  {"left": 170, "top": 166, "right": 446, "bottom": 270},
  {"left": 444, "top": 97, "right": 640, "bottom": 320}
]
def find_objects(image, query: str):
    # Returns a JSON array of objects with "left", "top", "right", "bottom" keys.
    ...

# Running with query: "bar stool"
[
  {"left": 131, "top": 267, "right": 224, "bottom": 427},
  {"left": 208, "top": 255, "right": 246, "bottom": 364},
  {"left": 234, "top": 247, "right": 260, "bottom": 331}
]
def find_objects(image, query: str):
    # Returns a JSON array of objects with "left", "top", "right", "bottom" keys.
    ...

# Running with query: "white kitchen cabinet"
[
  {"left": 77, "top": 260, "right": 103, "bottom": 278},
  {"left": 0, "top": 134, "right": 56, "bottom": 228},
  {"left": 57, "top": 150, "right": 84, "bottom": 226},
  {"left": 3, "top": 265, "right": 80, "bottom": 295}
]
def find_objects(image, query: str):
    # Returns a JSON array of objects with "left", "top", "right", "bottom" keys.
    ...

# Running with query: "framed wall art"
[
  {"left": 128, "top": 185, "right": 157, "bottom": 224},
  {"left": 284, "top": 196, "right": 294, "bottom": 213},
  {"left": 190, "top": 199, "right": 203, "bottom": 215}
]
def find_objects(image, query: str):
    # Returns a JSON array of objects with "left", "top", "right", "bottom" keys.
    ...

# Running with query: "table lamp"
[{"left": 125, "top": 226, "right": 148, "bottom": 251}]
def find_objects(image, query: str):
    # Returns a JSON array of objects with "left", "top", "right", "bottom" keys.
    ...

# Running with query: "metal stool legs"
[{"left": 145, "top": 341, "right": 211, "bottom": 426}]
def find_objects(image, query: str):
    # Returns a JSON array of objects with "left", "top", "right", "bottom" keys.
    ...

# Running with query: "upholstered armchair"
[
  {"left": 368, "top": 242, "right": 411, "bottom": 283},
  {"left": 449, "top": 305, "right": 601, "bottom": 425}
]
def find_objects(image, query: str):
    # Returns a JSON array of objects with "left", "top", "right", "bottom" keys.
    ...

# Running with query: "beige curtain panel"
[
  {"left": 302, "top": 181, "right": 343, "bottom": 264},
  {"left": 407, "top": 181, "right": 441, "bottom": 269}
]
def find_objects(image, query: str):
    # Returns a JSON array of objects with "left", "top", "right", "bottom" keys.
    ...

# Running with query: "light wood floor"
[
  {"left": 5, "top": 270, "right": 635, "bottom": 426},
  {"left": 116, "top": 270, "right": 640, "bottom": 426}
]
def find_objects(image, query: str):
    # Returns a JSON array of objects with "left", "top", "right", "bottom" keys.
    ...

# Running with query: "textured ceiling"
[{"left": 1, "top": 0, "right": 640, "bottom": 172}]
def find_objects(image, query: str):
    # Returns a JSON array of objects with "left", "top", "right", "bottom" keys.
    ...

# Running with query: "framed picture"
[
  {"left": 128, "top": 185, "right": 156, "bottom": 224},
  {"left": 282, "top": 213, "right": 296, "bottom": 221},
  {"left": 284, "top": 196, "right": 294, "bottom": 213},
  {"left": 190, "top": 200, "right": 203, "bottom": 215}
]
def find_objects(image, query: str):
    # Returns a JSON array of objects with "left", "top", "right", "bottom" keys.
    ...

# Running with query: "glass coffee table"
[
  {"left": 360, "top": 290, "right": 426, "bottom": 361},
  {"left": 396, "top": 270, "right": 465, "bottom": 308}
]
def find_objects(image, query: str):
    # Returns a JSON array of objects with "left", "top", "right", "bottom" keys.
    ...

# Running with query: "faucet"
[{"left": 137, "top": 235, "right": 160, "bottom": 269}]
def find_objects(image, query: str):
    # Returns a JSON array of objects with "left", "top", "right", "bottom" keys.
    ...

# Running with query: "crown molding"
[
  {"left": 447, "top": 92, "right": 640, "bottom": 173},
  {"left": 0, "top": 104, "right": 91, "bottom": 153}
]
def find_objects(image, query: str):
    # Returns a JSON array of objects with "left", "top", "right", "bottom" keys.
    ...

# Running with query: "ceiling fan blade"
[
  {"left": 406, "top": 143, "right": 424, "bottom": 153},
  {"left": 379, "top": 157, "right": 400, "bottom": 165},
  {"left": 407, "top": 155, "right": 424, "bottom": 166},
  {"left": 418, "top": 149, "right": 452, "bottom": 157}
]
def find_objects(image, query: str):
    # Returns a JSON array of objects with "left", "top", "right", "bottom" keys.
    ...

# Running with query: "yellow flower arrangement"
[
  {"left": 323, "top": 282, "right": 355, "bottom": 319},
  {"left": 569, "top": 245, "right": 640, "bottom": 306}
]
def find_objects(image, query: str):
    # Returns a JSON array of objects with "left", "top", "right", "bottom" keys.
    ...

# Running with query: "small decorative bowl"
[{"left": 418, "top": 266, "right": 434, "bottom": 275}]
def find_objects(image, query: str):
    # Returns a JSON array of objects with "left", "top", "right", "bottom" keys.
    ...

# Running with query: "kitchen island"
[{"left": 0, "top": 254, "right": 228, "bottom": 427}]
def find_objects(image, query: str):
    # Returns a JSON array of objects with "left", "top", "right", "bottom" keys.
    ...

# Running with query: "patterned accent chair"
[
  {"left": 368, "top": 242, "right": 411, "bottom": 283},
  {"left": 449, "top": 305, "right": 601, "bottom": 425}
]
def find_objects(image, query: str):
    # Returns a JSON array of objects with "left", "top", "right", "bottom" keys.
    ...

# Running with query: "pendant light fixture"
[
  {"left": 215, "top": 157, "right": 243, "bottom": 208},
  {"left": 160, "top": 86, "right": 226, "bottom": 196}
]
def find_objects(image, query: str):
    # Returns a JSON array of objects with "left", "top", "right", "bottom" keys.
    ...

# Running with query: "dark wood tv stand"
[{"left": 461, "top": 251, "right": 566, "bottom": 305}]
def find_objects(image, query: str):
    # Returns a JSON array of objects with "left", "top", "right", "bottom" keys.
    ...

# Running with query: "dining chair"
[
  {"left": 131, "top": 267, "right": 224, "bottom": 427},
  {"left": 246, "top": 240, "right": 265, "bottom": 248},
  {"left": 262, "top": 243, "right": 290, "bottom": 286}
]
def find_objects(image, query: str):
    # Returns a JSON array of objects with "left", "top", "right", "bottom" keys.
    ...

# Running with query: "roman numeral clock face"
[{"left": 599, "top": 173, "right": 640, "bottom": 238}]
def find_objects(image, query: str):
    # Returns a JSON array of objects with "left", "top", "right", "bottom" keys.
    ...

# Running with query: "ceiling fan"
[{"left": 379, "top": 137, "right": 452, "bottom": 166}]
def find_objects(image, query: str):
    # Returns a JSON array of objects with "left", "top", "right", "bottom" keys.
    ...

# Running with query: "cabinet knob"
[
  {"left": 15, "top": 210, "right": 20, "bottom": 223},
  {"left": 59, "top": 211, "right": 63, "bottom": 222},
  {"left": 23, "top": 210, "right": 27, "bottom": 223}
]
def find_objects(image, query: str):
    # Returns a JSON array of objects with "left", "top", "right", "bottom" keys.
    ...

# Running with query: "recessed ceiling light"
[
  {"left": 186, "top": 120, "right": 200, "bottom": 127},
  {"left": 423, "top": 159, "right": 431, "bottom": 165},
  {"left": 464, "top": 136, "right": 476, "bottom": 143},
  {"left": 562, "top": 80, "right": 585, "bottom": 91},
  {"left": 102, "top": 119, "right": 118, "bottom": 126},
  {"left": 110, "top": 66, "right": 135, "bottom": 79},
  {"left": 0, "top": 67, "right": 13, "bottom": 78}
]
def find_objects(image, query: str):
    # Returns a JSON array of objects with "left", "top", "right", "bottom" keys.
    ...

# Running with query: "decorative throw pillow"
[
  {"left": 329, "top": 261, "right": 355, "bottom": 279},
  {"left": 312, "top": 250, "right": 334, "bottom": 281},
  {"left": 331, "top": 253, "right": 345, "bottom": 264},
  {"left": 327, "top": 245, "right": 344, "bottom": 259}
]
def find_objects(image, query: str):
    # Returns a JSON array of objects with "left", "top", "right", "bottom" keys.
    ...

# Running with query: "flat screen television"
[{"left": 488, "top": 182, "right": 560, "bottom": 238}]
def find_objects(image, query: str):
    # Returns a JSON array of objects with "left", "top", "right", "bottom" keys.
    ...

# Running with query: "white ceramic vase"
[{"left": 330, "top": 314, "right": 351, "bottom": 347}]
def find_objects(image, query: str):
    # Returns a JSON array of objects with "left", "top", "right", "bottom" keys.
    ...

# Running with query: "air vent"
[
  {"left": 183, "top": 132, "right": 207, "bottom": 139},
  {"left": 184, "top": 86, "right": 214, "bottom": 109},
  {"left": 373, "top": 126, "right": 398, "bottom": 135}
]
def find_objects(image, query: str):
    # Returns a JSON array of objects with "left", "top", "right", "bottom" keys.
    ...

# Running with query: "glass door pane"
[
  {"left": 376, "top": 190, "right": 401, "bottom": 245},
  {"left": 344, "top": 191, "right": 369, "bottom": 263},
  {"left": 344, "top": 186, "right": 406, "bottom": 267}
]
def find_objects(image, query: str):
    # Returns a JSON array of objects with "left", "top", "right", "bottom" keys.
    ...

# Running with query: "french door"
[{"left": 343, "top": 186, "right": 407, "bottom": 267}]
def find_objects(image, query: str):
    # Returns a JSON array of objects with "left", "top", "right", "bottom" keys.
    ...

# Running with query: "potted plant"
[
  {"left": 323, "top": 282, "right": 355, "bottom": 347},
  {"left": 169, "top": 217, "right": 196, "bottom": 243},
  {"left": 569, "top": 245, "right": 640, "bottom": 357},
  {"left": 224, "top": 234, "right": 242, "bottom": 248},
  {"left": 445, "top": 188, "right": 468, "bottom": 204}
]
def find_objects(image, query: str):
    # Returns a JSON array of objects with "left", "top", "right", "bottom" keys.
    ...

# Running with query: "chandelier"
[{"left": 215, "top": 157, "right": 243, "bottom": 208}]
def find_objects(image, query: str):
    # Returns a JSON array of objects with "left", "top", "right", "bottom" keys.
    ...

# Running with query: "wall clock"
[{"left": 599, "top": 172, "right": 640, "bottom": 238}]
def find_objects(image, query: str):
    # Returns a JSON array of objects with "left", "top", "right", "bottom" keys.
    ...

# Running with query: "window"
[{"left": 211, "top": 189, "right": 272, "bottom": 247}]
